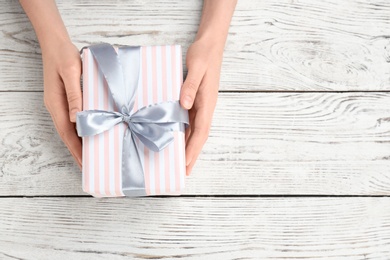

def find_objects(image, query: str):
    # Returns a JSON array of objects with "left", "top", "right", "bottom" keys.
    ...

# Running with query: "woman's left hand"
[{"left": 180, "top": 39, "right": 224, "bottom": 176}]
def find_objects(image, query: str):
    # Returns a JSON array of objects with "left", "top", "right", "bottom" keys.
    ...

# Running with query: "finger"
[
  {"left": 185, "top": 109, "right": 196, "bottom": 143},
  {"left": 186, "top": 152, "right": 199, "bottom": 176},
  {"left": 45, "top": 87, "right": 82, "bottom": 168},
  {"left": 180, "top": 66, "right": 204, "bottom": 110},
  {"left": 185, "top": 110, "right": 211, "bottom": 175},
  {"left": 61, "top": 62, "right": 82, "bottom": 123},
  {"left": 185, "top": 126, "right": 191, "bottom": 143},
  {"left": 185, "top": 128, "right": 204, "bottom": 176}
]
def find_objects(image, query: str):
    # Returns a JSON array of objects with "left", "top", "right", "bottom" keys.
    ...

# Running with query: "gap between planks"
[
  {"left": 1, "top": 195, "right": 390, "bottom": 198},
  {"left": 2, "top": 90, "right": 390, "bottom": 93}
]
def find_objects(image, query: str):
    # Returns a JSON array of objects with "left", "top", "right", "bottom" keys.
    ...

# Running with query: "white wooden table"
[{"left": 1, "top": 0, "right": 390, "bottom": 259}]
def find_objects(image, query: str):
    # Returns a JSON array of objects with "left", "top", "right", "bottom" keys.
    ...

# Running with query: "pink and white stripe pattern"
[{"left": 81, "top": 45, "right": 186, "bottom": 197}]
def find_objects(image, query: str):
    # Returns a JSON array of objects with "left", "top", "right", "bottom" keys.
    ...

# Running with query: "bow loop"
[
  {"left": 76, "top": 110, "right": 123, "bottom": 136},
  {"left": 130, "top": 122, "right": 175, "bottom": 152}
]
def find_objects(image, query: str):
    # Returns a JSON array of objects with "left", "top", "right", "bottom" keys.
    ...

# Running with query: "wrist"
[
  {"left": 193, "top": 0, "right": 236, "bottom": 56},
  {"left": 40, "top": 36, "right": 73, "bottom": 62},
  {"left": 19, "top": 0, "right": 72, "bottom": 55},
  {"left": 194, "top": 30, "right": 226, "bottom": 57},
  {"left": 39, "top": 31, "right": 71, "bottom": 54}
]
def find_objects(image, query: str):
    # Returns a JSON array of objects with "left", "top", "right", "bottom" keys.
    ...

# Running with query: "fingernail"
[
  {"left": 182, "top": 95, "right": 192, "bottom": 109},
  {"left": 186, "top": 166, "right": 192, "bottom": 176},
  {"left": 77, "top": 159, "right": 82, "bottom": 170},
  {"left": 186, "top": 158, "right": 192, "bottom": 167},
  {"left": 70, "top": 108, "right": 79, "bottom": 122}
]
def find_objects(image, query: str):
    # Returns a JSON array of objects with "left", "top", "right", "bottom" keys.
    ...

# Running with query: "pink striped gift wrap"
[{"left": 81, "top": 45, "right": 186, "bottom": 197}]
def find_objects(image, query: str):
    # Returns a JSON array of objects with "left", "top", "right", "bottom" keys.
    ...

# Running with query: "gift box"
[{"left": 77, "top": 43, "right": 188, "bottom": 197}]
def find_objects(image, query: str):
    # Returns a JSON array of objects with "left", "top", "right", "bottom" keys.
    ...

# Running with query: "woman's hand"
[
  {"left": 19, "top": 0, "right": 83, "bottom": 168},
  {"left": 180, "top": 0, "right": 237, "bottom": 175},
  {"left": 42, "top": 42, "right": 82, "bottom": 168},
  {"left": 180, "top": 40, "right": 223, "bottom": 175}
]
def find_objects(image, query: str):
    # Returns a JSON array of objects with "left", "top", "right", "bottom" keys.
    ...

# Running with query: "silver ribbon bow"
[{"left": 76, "top": 43, "right": 189, "bottom": 196}]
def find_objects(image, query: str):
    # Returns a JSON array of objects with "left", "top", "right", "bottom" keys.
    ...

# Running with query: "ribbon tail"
[
  {"left": 88, "top": 44, "right": 126, "bottom": 111},
  {"left": 121, "top": 129, "right": 147, "bottom": 196}
]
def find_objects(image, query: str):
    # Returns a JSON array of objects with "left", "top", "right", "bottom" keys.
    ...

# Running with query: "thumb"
[
  {"left": 62, "top": 67, "right": 82, "bottom": 123},
  {"left": 180, "top": 68, "right": 203, "bottom": 110}
]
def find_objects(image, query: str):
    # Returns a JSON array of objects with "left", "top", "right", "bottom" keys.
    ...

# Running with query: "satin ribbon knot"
[{"left": 122, "top": 113, "right": 132, "bottom": 125}]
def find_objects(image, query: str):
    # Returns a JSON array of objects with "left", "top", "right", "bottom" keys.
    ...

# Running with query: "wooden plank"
[
  {"left": 1, "top": 92, "right": 389, "bottom": 196},
  {"left": 1, "top": 0, "right": 389, "bottom": 91},
  {"left": 0, "top": 197, "right": 390, "bottom": 259}
]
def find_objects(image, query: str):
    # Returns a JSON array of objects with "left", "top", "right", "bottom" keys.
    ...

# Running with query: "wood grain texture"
[
  {"left": 1, "top": 92, "right": 389, "bottom": 196},
  {"left": 1, "top": 197, "right": 390, "bottom": 259},
  {"left": 1, "top": 0, "right": 390, "bottom": 91},
  {"left": 2, "top": 0, "right": 390, "bottom": 257}
]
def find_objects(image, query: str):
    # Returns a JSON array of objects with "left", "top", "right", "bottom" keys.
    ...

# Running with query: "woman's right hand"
[{"left": 41, "top": 41, "right": 83, "bottom": 168}]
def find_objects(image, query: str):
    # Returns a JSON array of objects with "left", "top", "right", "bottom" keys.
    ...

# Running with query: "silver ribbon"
[{"left": 76, "top": 43, "right": 189, "bottom": 197}]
